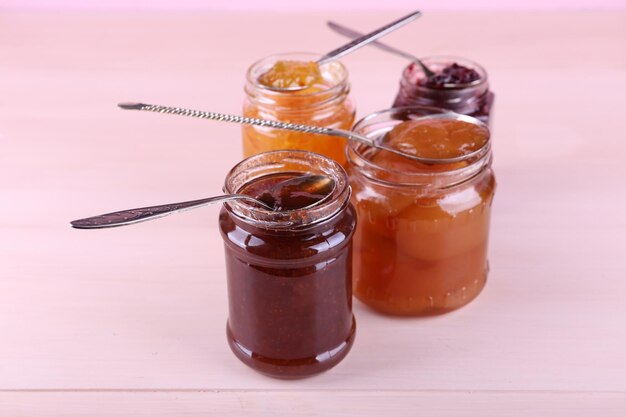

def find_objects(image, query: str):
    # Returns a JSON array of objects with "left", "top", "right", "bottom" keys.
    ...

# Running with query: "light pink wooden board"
[
  {"left": 1, "top": 10, "right": 625, "bottom": 416},
  {"left": 1, "top": 392, "right": 625, "bottom": 417}
]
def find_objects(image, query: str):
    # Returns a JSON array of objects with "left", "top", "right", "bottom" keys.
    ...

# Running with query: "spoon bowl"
[{"left": 257, "top": 174, "right": 336, "bottom": 211}]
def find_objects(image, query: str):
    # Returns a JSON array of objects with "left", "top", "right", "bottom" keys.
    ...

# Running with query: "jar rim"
[
  {"left": 245, "top": 52, "right": 350, "bottom": 98},
  {"left": 223, "top": 150, "right": 351, "bottom": 230},
  {"left": 347, "top": 106, "right": 492, "bottom": 188}
]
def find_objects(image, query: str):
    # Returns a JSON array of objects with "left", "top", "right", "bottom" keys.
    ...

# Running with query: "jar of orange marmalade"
[
  {"left": 346, "top": 107, "right": 496, "bottom": 316},
  {"left": 243, "top": 53, "right": 356, "bottom": 165}
]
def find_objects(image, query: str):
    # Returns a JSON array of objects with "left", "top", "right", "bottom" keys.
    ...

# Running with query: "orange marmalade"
[
  {"left": 243, "top": 53, "right": 355, "bottom": 165},
  {"left": 347, "top": 108, "right": 496, "bottom": 316},
  {"left": 257, "top": 60, "right": 324, "bottom": 90}
]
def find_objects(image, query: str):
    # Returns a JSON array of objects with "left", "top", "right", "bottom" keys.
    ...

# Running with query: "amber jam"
[
  {"left": 243, "top": 53, "right": 356, "bottom": 165},
  {"left": 393, "top": 56, "right": 494, "bottom": 126},
  {"left": 346, "top": 107, "right": 496, "bottom": 316},
  {"left": 219, "top": 150, "right": 356, "bottom": 378}
]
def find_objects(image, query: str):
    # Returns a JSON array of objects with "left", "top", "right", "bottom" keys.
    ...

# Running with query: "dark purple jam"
[
  {"left": 393, "top": 57, "right": 494, "bottom": 125},
  {"left": 419, "top": 63, "right": 481, "bottom": 88}
]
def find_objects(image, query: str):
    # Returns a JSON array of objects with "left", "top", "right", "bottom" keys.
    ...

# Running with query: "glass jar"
[
  {"left": 346, "top": 107, "right": 496, "bottom": 316},
  {"left": 219, "top": 150, "right": 356, "bottom": 378},
  {"left": 392, "top": 56, "right": 494, "bottom": 125},
  {"left": 243, "top": 53, "right": 356, "bottom": 165}
]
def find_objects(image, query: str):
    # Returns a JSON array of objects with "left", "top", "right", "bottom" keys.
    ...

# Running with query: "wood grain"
[{"left": 1, "top": 392, "right": 626, "bottom": 417}]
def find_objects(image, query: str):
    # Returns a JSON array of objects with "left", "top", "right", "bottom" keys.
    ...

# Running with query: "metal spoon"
[
  {"left": 118, "top": 102, "right": 460, "bottom": 164},
  {"left": 70, "top": 174, "right": 335, "bottom": 229},
  {"left": 268, "top": 10, "right": 422, "bottom": 92},
  {"left": 327, "top": 20, "right": 435, "bottom": 77}
]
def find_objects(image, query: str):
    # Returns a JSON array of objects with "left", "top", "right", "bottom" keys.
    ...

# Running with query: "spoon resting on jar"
[
  {"left": 117, "top": 102, "right": 482, "bottom": 165},
  {"left": 260, "top": 10, "right": 422, "bottom": 92},
  {"left": 70, "top": 174, "right": 335, "bottom": 229},
  {"left": 327, "top": 21, "right": 484, "bottom": 89},
  {"left": 326, "top": 20, "right": 435, "bottom": 78}
]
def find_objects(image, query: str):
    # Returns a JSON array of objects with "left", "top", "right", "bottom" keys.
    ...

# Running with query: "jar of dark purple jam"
[
  {"left": 219, "top": 150, "right": 356, "bottom": 379},
  {"left": 393, "top": 56, "right": 494, "bottom": 125}
]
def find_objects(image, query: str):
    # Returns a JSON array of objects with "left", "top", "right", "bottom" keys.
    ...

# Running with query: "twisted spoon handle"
[
  {"left": 118, "top": 102, "right": 375, "bottom": 147},
  {"left": 70, "top": 194, "right": 268, "bottom": 229},
  {"left": 117, "top": 102, "right": 454, "bottom": 163}
]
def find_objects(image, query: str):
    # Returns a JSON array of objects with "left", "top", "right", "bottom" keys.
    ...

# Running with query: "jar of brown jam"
[
  {"left": 346, "top": 107, "right": 496, "bottom": 316},
  {"left": 219, "top": 150, "right": 356, "bottom": 378},
  {"left": 243, "top": 53, "right": 356, "bottom": 165},
  {"left": 392, "top": 56, "right": 494, "bottom": 125}
]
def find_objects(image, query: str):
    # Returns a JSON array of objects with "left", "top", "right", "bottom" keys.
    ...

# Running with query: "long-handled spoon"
[
  {"left": 327, "top": 20, "right": 435, "bottom": 77},
  {"left": 71, "top": 174, "right": 335, "bottom": 229},
  {"left": 117, "top": 102, "right": 468, "bottom": 164},
  {"left": 271, "top": 10, "right": 422, "bottom": 91}
]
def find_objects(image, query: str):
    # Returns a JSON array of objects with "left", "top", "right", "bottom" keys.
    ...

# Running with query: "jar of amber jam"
[
  {"left": 346, "top": 107, "right": 496, "bottom": 316},
  {"left": 219, "top": 150, "right": 356, "bottom": 378},
  {"left": 392, "top": 56, "right": 494, "bottom": 125},
  {"left": 243, "top": 53, "right": 356, "bottom": 165}
]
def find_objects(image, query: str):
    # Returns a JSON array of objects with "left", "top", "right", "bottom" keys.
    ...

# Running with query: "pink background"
[{"left": 2, "top": 0, "right": 626, "bottom": 10}]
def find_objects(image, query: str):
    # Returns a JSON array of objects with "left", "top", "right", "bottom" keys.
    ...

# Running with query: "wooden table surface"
[{"left": 1, "top": 9, "right": 625, "bottom": 416}]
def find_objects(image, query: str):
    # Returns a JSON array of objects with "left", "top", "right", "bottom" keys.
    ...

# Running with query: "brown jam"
[
  {"left": 244, "top": 173, "right": 333, "bottom": 211},
  {"left": 219, "top": 152, "right": 356, "bottom": 378}
]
